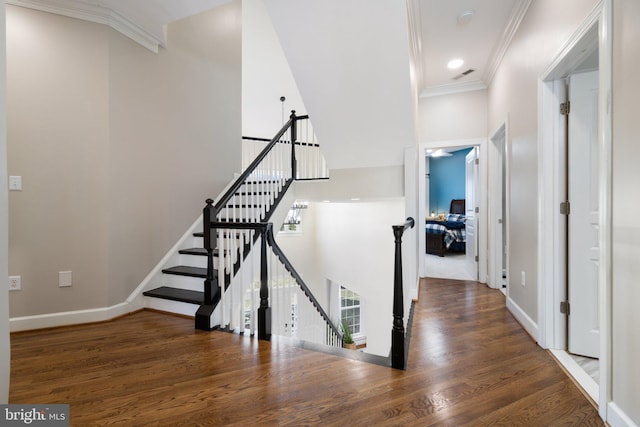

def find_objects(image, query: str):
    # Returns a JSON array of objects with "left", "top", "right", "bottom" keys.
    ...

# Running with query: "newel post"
[
  {"left": 203, "top": 199, "right": 216, "bottom": 305},
  {"left": 391, "top": 224, "right": 407, "bottom": 370},
  {"left": 196, "top": 199, "right": 217, "bottom": 331},
  {"left": 290, "top": 110, "right": 297, "bottom": 180},
  {"left": 258, "top": 224, "right": 272, "bottom": 340}
]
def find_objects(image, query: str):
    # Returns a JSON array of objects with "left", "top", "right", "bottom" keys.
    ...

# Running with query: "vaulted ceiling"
[
  {"left": 8, "top": 0, "right": 532, "bottom": 168},
  {"left": 10, "top": 0, "right": 531, "bottom": 97}
]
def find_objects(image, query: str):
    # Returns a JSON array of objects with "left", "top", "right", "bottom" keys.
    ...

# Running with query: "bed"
[{"left": 425, "top": 199, "right": 466, "bottom": 257}]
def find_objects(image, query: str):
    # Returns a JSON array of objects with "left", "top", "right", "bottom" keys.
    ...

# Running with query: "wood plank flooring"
[{"left": 9, "top": 278, "right": 603, "bottom": 426}]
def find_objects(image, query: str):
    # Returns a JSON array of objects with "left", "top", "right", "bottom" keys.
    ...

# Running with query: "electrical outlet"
[
  {"left": 59, "top": 271, "right": 72, "bottom": 288},
  {"left": 9, "top": 276, "right": 21, "bottom": 291},
  {"left": 521, "top": 271, "right": 526, "bottom": 287}
]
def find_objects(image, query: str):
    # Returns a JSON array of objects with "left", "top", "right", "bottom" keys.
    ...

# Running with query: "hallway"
[{"left": 9, "top": 278, "right": 602, "bottom": 425}]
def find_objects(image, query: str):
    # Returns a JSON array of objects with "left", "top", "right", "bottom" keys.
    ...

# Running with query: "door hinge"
[
  {"left": 475, "top": 158, "right": 479, "bottom": 165},
  {"left": 560, "top": 301, "right": 570, "bottom": 315},
  {"left": 475, "top": 255, "right": 479, "bottom": 262},
  {"left": 475, "top": 207, "right": 479, "bottom": 213},
  {"left": 560, "top": 201, "right": 570, "bottom": 215},
  {"left": 560, "top": 101, "right": 570, "bottom": 115}
]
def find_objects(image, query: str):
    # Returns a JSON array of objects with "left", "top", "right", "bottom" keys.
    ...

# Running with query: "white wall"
[
  {"left": 6, "top": 2, "right": 241, "bottom": 316},
  {"left": 418, "top": 90, "right": 488, "bottom": 143},
  {"left": 7, "top": 5, "right": 111, "bottom": 315},
  {"left": 488, "top": 0, "right": 598, "bottom": 324},
  {"left": 294, "top": 166, "right": 404, "bottom": 202},
  {"left": 263, "top": 0, "right": 416, "bottom": 169},
  {"left": 242, "top": 0, "right": 307, "bottom": 138},
  {"left": 315, "top": 199, "right": 405, "bottom": 357},
  {"left": 611, "top": 0, "right": 640, "bottom": 423},
  {"left": 107, "top": 2, "right": 241, "bottom": 305},
  {"left": 0, "top": 0, "right": 10, "bottom": 404}
]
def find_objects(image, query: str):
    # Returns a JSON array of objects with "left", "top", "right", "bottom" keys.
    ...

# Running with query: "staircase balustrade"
[
  {"left": 197, "top": 111, "right": 338, "bottom": 349},
  {"left": 201, "top": 221, "right": 342, "bottom": 347}
]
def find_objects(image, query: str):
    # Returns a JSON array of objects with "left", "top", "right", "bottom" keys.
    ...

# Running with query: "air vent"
[{"left": 452, "top": 68, "right": 475, "bottom": 80}]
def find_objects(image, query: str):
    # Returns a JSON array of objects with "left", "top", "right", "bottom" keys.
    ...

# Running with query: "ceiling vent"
[{"left": 452, "top": 69, "right": 475, "bottom": 80}]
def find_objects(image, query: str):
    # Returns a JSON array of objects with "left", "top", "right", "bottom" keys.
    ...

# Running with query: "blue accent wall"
[{"left": 428, "top": 148, "right": 472, "bottom": 214}]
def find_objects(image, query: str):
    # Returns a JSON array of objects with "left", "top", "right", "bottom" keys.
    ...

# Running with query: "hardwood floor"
[{"left": 9, "top": 278, "right": 603, "bottom": 426}]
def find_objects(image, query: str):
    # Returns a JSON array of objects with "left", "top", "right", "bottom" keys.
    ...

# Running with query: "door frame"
[
  {"left": 488, "top": 119, "right": 510, "bottom": 291},
  {"left": 537, "top": 0, "right": 612, "bottom": 418},
  {"left": 418, "top": 138, "right": 488, "bottom": 284}
]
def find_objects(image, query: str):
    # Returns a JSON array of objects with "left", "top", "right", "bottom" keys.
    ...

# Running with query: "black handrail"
[
  {"left": 391, "top": 217, "right": 415, "bottom": 370},
  {"left": 264, "top": 225, "right": 342, "bottom": 341},
  {"left": 214, "top": 112, "right": 298, "bottom": 213},
  {"left": 242, "top": 135, "right": 321, "bottom": 148}
]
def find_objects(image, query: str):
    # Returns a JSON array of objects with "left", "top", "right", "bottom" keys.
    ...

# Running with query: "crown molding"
[
  {"left": 6, "top": 0, "right": 164, "bottom": 53},
  {"left": 419, "top": 80, "right": 487, "bottom": 98},
  {"left": 406, "top": 0, "right": 424, "bottom": 93},
  {"left": 481, "top": 0, "right": 532, "bottom": 86}
]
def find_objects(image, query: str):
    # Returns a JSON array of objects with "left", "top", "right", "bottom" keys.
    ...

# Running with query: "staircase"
[{"left": 142, "top": 112, "right": 340, "bottom": 346}]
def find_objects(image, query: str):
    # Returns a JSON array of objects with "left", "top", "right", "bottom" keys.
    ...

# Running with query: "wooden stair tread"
[
  {"left": 179, "top": 248, "right": 212, "bottom": 256},
  {"left": 143, "top": 286, "right": 203, "bottom": 305},
  {"left": 162, "top": 266, "right": 207, "bottom": 278}
]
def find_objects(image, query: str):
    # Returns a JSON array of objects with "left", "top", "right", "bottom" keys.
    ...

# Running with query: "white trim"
[
  {"left": 537, "top": 78, "right": 568, "bottom": 351},
  {"left": 506, "top": 296, "right": 538, "bottom": 340},
  {"left": 487, "top": 118, "right": 510, "bottom": 291},
  {"left": 482, "top": 0, "right": 532, "bottom": 86},
  {"left": 10, "top": 302, "right": 133, "bottom": 332},
  {"left": 597, "top": 0, "right": 613, "bottom": 419},
  {"left": 419, "top": 80, "right": 487, "bottom": 98},
  {"left": 6, "top": 0, "right": 164, "bottom": 53},
  {"left": 540, "top": 3, "right": 602, "bottom": 81},
  {"left": 607, "top": 402, "right": 639, "bottom": 427},
  {"left": 406, "top": 0, "right": 424, "bottom": 94},
  {"left": 537, "top": 0, "right": 613, "bottom": 422},
  {"left": 549, "top": 349, "right": 598, "bottom": 402}
]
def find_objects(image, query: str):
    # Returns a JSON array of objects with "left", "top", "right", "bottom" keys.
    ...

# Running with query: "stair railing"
[
  {"left": 242, "top": 118, "right": 328, "bottom": 181},
  {"left": 263, "top": 223, "right": 342, "bottom": 346},
  {"left": 204, "top": 221, "right": 342, "bottom": 347},
  {"left": 391, "top": 217, "right": 415, "bottom": 370},
  {"left": 197, "top": 112, "right": 327, "bottom": 330}
]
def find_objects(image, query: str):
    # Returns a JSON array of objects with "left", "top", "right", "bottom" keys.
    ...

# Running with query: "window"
[
  {"left": 279, "top": 200, "right": 308, "bottom": 234},
  {"left": 340, "top": 286, "right": 361, "bottom": 335}
]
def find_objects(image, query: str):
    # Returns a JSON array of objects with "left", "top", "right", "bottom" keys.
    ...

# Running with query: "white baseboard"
[
  {"left": 506, "top": 296, "right": 538, "bottom": 341},
  {"left": 607, "top": 402, "right": 639, "bottom": 427},
  {"left": 548, "top": 349, "right": 598, "bottom": 403},
  {"left": 9, "top": 301, "right": 141, "bottom": 332}
]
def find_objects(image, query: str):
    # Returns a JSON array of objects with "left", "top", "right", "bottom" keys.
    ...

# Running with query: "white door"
[
  {"left": 465, "top": 149, "right": 478, "bottom": 280},
  {"left": 568, "top": 70, "right": 599, "bottom": 358}
]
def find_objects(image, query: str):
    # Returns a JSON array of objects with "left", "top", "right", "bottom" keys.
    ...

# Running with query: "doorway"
[
  {"left": 417, "top": 138, "right": 487, "bottom": 283},
  {"left": 538, "top": 2, "right": 612, "bottom": 417},
  {"left": 488, "top": 122, "right": 509, "bottom": 293}
]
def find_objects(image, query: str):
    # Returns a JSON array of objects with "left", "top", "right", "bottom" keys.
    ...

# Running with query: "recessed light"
[
  {"left": 350, "top": 198, "right": 361, "bottom": 201},
  {"left": 447, "top": 58, "right": 464, "bottom": 70}
]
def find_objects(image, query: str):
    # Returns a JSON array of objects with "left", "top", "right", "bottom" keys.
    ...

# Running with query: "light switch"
[{"left": 9, "top": 176, "right": 22, "bottom": 191}]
